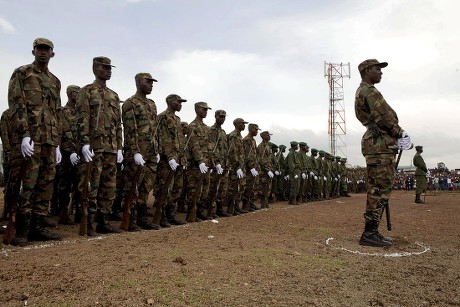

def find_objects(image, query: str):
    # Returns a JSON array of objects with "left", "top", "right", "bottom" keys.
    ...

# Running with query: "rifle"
[
  {"left": 3, "top": 158, "right": 28, "bottom": 245},
  {"left": 152, "top": 167, "right": 177, "bottom": 225},
  {"left": 187, "top": 171, "right": 206, "bottom": 223},
  {"left": 79, "top": 161, "right": 93, "bottom": 236},
  {"left": 119, "top": 165, "right": 143, "bottom": 230},
  {"left": 207, "top": 131, "right": 222, "bottom": 218},
  {"left": 383, "top": 149, "right": 403, "bottom": 231}
]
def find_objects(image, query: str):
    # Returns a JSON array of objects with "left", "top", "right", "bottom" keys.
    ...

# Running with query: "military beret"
[
  {"left": 166, "top": 94, "right": 187, "bottom": 103},
  {"left": 278, "top": 145, "right": 286, "bottom": 149},
  {"left": 233, "top": 118, "right": 248, "bottom": 125},
  {"left": 358, "top": 59, "right": 388, "bottom": 72},
  {"left": 93, "top": 56, "right": 115, "bottom": 67},
  {"left": 335, "top": 156, "right": 341, "bottom": 160},
  {"left": 290, "top": 141, "right": 298, "bottom": 146},
  {"left": 195, "top": 101, "right": 212, "bottom": 110},
  {"left": 135, "top": 72, "right": 158, "bottom": 82},
  {"left": 415, "top": 145, "right": 423, "bottom": 150},
  {"left": 248, "top": 123, "right": 261, "bottom": 130},
  {"left": 341, "top": 157, "right": 347, "bottom": 162},
  {"left": 215, "top": 110, "right": 226, "bottom": 117},
  {"left": 33, "top": 37, "right": 54, "bottom": 49},
  {"left": 299, "top": 142, "right": 308, "bottom": 147},
  {"left": 271, "top": 143, "right": 279, "bottom": 148},
  {"left": 66, "top": 85, "right": 80, "bottom": 94},
  {"left": 318, "top": 150, "right": 325, "bottom": 155},
  {"left": 311, "top": 148, "right": 318, "bottom": 152},
  {"left": 260, "top": 131, "right": 272, "bottom": 136}
]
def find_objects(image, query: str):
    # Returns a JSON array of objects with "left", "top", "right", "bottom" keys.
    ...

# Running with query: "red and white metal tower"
[{"left": 324, "top": 62, "right": 350, "bottom": 158}]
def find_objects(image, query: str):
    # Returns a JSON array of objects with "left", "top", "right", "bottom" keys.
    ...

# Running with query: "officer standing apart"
[
  {"left": 76, "top": 56, "right": 124, "bottom": 235},
  {"left": 413, "top": 146, "right": 427, "bottom": 204},
  {"left": 355, "top": 59, "right": 412, "bottom": 247}
]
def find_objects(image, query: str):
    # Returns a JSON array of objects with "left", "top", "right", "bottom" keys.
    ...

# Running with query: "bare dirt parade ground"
[{"left": 0, "top": 190, "right": 459, "bottom": 307}]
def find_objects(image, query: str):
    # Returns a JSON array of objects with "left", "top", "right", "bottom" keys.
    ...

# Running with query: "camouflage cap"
[
  {"left": 358, "top": 59, "right": 388, "bottom": 72},
  {"left": 248, "top": 123, "right": 261, "bottom": 130},
  {"left": 135, "top": 73, "right": 158, "bottom": 82},
  {"left": 66, "top": 85, "right": 81, "bottom": 94},
  {"left": 215, "top": 110, "right": 227, "bottom": 117},
  {"left": 415, "top": 145, "right": 423, "bottom": 150},
  {"left": 278, "top": 145, "right": 287, "bottom": 149},
  {"left": 290, "top": 141, "right": 299, "bottom": 146},
  {"left": 195, "top": 101, "right": 212, "bottom": 110},
  {"left": 33, "top": 38, "right": 54, "bottom": 49},
  {"left": 93, "top": 56, "right": 115, "bottom": 67},
  {"left": 260, "top": 131, "right": 272, "bottom": 136},
  {"left": 233, "top": 118, "right": 248, "bottom": 125},
  {"left": 166, "top": 94, "right": 187, "bottom": 103}
]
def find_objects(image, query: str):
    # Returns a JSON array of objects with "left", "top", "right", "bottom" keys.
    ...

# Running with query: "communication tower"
[{"left": 324, "top": 62, "right": 350, "bottom": 157}]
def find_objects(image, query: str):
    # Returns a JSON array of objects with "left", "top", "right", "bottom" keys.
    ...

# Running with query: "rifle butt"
[
  {"left": 79, "top": 206, "right": 88, "bottom": 236},
  {"left": 2, "top": 218, "right": 16, "bottom": 245},
  {"left": 119, "top": 210, "right": 130, "bottom": 231},
  {"left": 187, "top": 206, "right": 196, "bottom": 223},
  {"left": 152, "top": 204, "right": 162, "bottom": 225},
  {"left": 385, "top": 204, "right": 392, "bottom": 231}
]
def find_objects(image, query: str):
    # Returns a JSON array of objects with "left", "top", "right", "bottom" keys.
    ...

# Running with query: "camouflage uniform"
[
  {"left": 1, "top": 109, "right": 13, "bottom": 220},
  {"left": 413, "top": 146, "right": 427, "bottom": 202},
  {"left": 309, "top": 149, "right": 320, "bottom": 200},
  {"left": 286, "top": 142, "right": 301, "bottom": 204},
  {"left": 298, "top": 142, "right": 311, "bottom": 203},
  {"left": 75, "top": 58, "right": 123, "bottom": 221},
  {"left": 275, "top": 145, "right": 287, "bottom": 200},
  {"left": 269, "top": 143, "right": 279, "bottom": 202},
  {"left": 257, "top": 131, "right": 273, "bottom": 208},
  {"left": 242, "top": 124, "right": 260, "bottom": 211}
]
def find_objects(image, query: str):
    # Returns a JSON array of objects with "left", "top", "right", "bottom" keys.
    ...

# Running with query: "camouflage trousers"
[
  {"left": 288, "top": 171, "right": 300, "bottom": 200},
  {"left": 54, "top": 150, "right": 79, "bottom": 212},
  {"left": 209, "top": 170, "right": 229, "bottom": 202},
  {"left": 185, "top": 167, "right": 210, "bottom": 205},
  {"left": 11, "top": 144, "right": 56, "bottom": 216},
  {"left": 122, "top": 155, "right": 158, "bottom": 207},
  {"left": 415, "top": 175, "right": 427, "bottom": 195},
  {"left": 243, "top": 171, "right": 259, "bottom": 204},
  {"left": 340, "top": 176, "right": 348, "bottom": 192},
  {"left": 84, "top": 152, "right": 117, "bottom": 214},
  {"left": 156, "top": 160, "right": 183, "bottom": 204},
  {"left": 364, "top": 154, "right": 396, "bottom": 222},
  {"left": 258, "top": 172, "right": 272, "bottom": 206},
  {"left": 227, "top": 171, "right": 244, "bottom": 203}
]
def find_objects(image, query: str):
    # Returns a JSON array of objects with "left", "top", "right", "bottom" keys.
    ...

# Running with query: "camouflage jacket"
[
  {"left": 257, "top": 140, "right": 272, "bottom": 174},
  {"left": 227, "top": 130, "right": 245, "bottom": 171},
  {"left": 309, "top": 155, "right": 318, "bottom": 175},
  {"left": 122, "top": 94, "right": 158, "bottom": 158},
  {"left": 243, "top": 135, "right": 259, "bottom": 171},
  {"left": 286, "top": 149, "right": 300, "bottom": 174},
  {"left": 0, "top": 109, "right": 12, "bottom": 154},
  {"left": 157, "top": 109, "right": 186, "bottom": 166},
  {"left": 299, "top": 151, "right": 311, "bottom": 174},
  {"left": 76, "top": 81, "right": 122, "bottom": 153},
  {"left": 59, "top": 103, "right": 78, "bottom": 153},
  {"left": 355, "top": 81, "right": 403, "bottom": 155},
  {"left": 413, "top": 153, "right": 427, "bottom": 176},
  {"left": 186, "top": 118, "right": 212, "bottom": 167},
  {"left": 8, "top": 62, "right": 61, "bottom": 146},
  {"left": 210, "top": 124, "right": 228, "bottom": 169}
]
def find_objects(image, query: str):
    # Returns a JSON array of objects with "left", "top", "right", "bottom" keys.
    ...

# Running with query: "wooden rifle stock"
[
  {"left": 384, "top": 149, "right": 403, "bottom": 231},
  {"left": 187, "top": 171, "right": 206, "bottom": 223},
  {"left": 152, "top": 167, "right": 177, "bottom": 225},
  {"left": 79, "top": 161, "right": 93, "bottom": 236},
  {"left": 3, "top": 158, "right": 28, "bottom": 245},
  {"left": 119, "top": 166, "right": 143, "bottom": 231}
]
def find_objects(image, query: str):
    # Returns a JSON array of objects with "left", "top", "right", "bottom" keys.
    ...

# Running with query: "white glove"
[
  {"left": 314, "top": 176, "right": 318, "bottom": 180},
  {"left": 323, "top": 176, "right": 327, "bottom": 181},
  {"left": 250, "top": 168, "right": 258, "bottom": 177},
  {"left": 236, "top": 168, "right": 244, "bottom": 178},
  {"left": 337, "top": 175, "right": 341, "bottom": 179},
  {"left": 117, "top": 149, "right": 123, "bottom": 163},
  {"left": 168, "top": 159, "right": 179, "bottom": 171},
  {"left": 55, "top": 146, "right": 62, "bottom": 164},
  {"left": 294, "top": 174, "right": 299, "bottom": 179},
  {"left": 156, "top": 153, "right": 160, "bottom": 163},
  {"left": 21, "top": 137, "right": 34, "bottom": 157},
  {"left": 302, "top": 173, "right": 306, "bottom": 179},
  {"left": 275, "top": 170, "right": 280, "bottom": 176},
  {"left": 199, "top": 162, "right": 208, "bottom": 174},
  {"left": 334, "top": 177, "right": 338, "bottom": 181},
  {"left": 397, "top": 131, "right": 413, "bottom": 150},
  {"left": 309, "top": 171, "right": 314, "bottom": 177},
  {"left": 215, "top": 164, "right": 224, "bottom": 175},
  {"left": 82, "top": 144, "right": 94, "bottom": 162},
  {"left": 267, "top": 171, "right": 274, "bottom": 178},
  {"left": 70, "top": 153, "right": 80, "bottom": 166},
  {"left": 285, "top": 175, "right": 289, "bottom": 180},
  {"left": 134, "top": 153, "right": 145, "bottom": 166}
]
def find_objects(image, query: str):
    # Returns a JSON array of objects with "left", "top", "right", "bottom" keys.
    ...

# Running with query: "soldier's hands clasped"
[
  {"left": 82, "top": 144, "right": 94, "bottom": 162},
  {"left": 134, "top": 153, "right": 145, "bottom": 166},
  {"left": 21, "top": 136, "right": 34, "bottom": 157},
  {"left": 168, "top": 159, "right": 179, "bottom": 171}
]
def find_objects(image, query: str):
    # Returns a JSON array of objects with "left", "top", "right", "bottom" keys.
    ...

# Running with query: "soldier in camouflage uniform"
[
  {"left": 54, "top": 85, "right": 81, "bottom": 225},
  {"left": 257, "top": 131, "right": 274, "bottom": 208},
  {"left": 286, "top": 141, "right": 301, "bottom": 205},
  {"left": 275, "top": 145, "right": 287, "bottom": 201},
  {"left": 339, "top": 157, "right": 351, "bottom": 197},
  {"left": 121, "top": 73, "right": 163, "bottom": 231},
  {"left": 355, "top": 59, "right": 411, "bottom": 247},
  {"left": 156, "top": 94, "right": 188, "bottom": 226},
  {"left": 76, "top": 56, "right": 124, "bottom": 235},
  {"left": 298, "top": 142, "right": 311, "bottom": 203},
  {"left": 7, "top": 38, "right": 63, "bottom": 246},
  {"left": 413, "top": 146, "right": 427, "bottom": 204},
  {"left": 226, "top": 118, "right": 247, "bottom": 215},
  {"left": 176, "top": 121, "right": 189, "bottom": 214},
  {"left": 1, "top": 108, "right": 13, "bottom": 221},
  {"left": 269, "top": 143, "right": 279, "bottom": 202},
  {"left": 208, "top": 110, "right": 230, "bottom": 217},
  {"left": 184, "top": 102, "right": 212, "bottom": 221},
  {"left": 309, "top": 148, "right": 320, "bottom": 201},
  {"left": 242, "top": 123, "right": 260, "bottom": 211}
]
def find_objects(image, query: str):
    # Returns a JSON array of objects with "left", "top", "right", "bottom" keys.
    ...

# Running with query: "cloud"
[{"left": 0, "top": 17, "right": 15, "bottom": 33}]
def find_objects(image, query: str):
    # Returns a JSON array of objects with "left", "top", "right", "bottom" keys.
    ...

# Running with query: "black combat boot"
[
  {"left": 96, "top": 212, "right": 124, "bottom": 234},
  {"left": 359, "top": 220, "right": 392, "bottom": 247},
  {"left": 127, "top": 209, "right": 142, "bottom": 232},
  {"left": 226, "top": 198, "right": 237, "bottom": 216},
  {"left": 136, "top": 204, "right": 160, "bottom": 230},
  {"left": 11, "top": 211, "right": 31, "bottom": 247},
  {"left": 196, "top": 202, "right": 209, "bottom": 221},
  {"left": 86, "top": 211, "right": 98, "bottom": 237},
  {"left": 160, "top": 209, "right": 171, "bottom": 228},
  {"left": 216, "top": 201, "right": 230, "bottom": 217},
  {"left": 415, "top": 194, "right": 423, "bottom": 204},
  {"left": 29, "top": 214, "right": 63, "bottom": 241},
  {"left": 166, "top": 204, "right": 186, "bottom": 225}
]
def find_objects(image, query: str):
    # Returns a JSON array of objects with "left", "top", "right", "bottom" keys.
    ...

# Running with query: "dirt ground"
[{"left": 0, "top": 190, "right": 459, "bottom": 307}]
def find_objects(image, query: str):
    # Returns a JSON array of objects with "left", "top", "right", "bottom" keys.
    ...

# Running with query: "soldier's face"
[
  {"left": 366, "top": 65, "right": 382, "bottom": 84},
  {"left": 250, "top": 127, "right": 258, "bottom": 137},
  {"left": 69, "top": 91, "right": 78, "bottom": 101},
  {"left": 94, "top": 64, "right": 112, "bottom": 81},
  {"left": 197, "top": 106, "right": 208, "bottom": 119},
  {"left": 139, "top": 78, "right": 153, "bottom": 95},
  {"left": 216, "top": 115, "right": 226, "bottom": 125},
  {"left": 236, "top": 122, "right": 245, "bottom": 131},
  {"left": 170, "top": 99, "right": 182, "bottom": 112},
  {"left": 32, "top": 45, "right": 54, "bottom": 65}
]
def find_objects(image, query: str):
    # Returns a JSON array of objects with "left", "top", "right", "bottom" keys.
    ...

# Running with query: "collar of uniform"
[{"left": 32, "top": 61, "right": 49, "bottom": 73}]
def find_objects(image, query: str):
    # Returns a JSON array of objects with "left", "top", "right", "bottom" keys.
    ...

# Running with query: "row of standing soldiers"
[{"left": 1, "top": 38, "right": 350, "bottom": 247}]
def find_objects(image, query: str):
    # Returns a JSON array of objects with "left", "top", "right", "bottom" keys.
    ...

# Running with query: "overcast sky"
[{"left": 1, "top": 0, "right": 459, "bottom": 169}]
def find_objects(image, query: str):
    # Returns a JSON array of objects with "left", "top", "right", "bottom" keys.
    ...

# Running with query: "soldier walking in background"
[
  {"left": 76, "top": 56, "right": 124, "bottom": 235},
  {"left": 7, "top": 38, "right": 63, "bottom": 246},
  {"left": 413, "top": 145, "right": 427, "bottom": 204}
]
